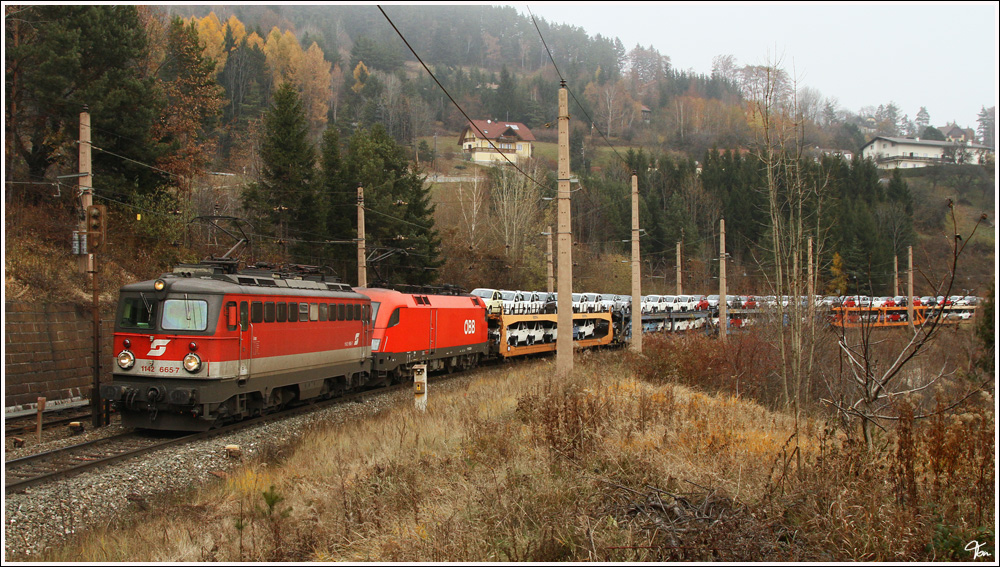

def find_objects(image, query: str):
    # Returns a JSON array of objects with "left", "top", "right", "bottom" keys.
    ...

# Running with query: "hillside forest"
[{"left": 4, "top": 4, "right": 996, "bottom": 298}]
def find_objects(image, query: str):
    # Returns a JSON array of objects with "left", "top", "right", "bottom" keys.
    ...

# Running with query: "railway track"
[
  {"left": 5, "top": 410, "right": 95, "bottom": 438},
  {"left": 4, "top": 379, "right": 422, "bottom": 495},
  {"left": 4, "top": 431, "right": 198, "bottom": 494}
]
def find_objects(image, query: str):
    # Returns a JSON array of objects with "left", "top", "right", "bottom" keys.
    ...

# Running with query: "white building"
[{"left": 860, "top": 136, "right": 993, "bottom": 170}]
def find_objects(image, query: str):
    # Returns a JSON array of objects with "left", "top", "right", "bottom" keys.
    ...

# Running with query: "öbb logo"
[
  {"left": 147, "top": 339, "right": 171, "bottom": 357},
  {"left": 463, "top": 320, "right": 476, "bottom": 335}
]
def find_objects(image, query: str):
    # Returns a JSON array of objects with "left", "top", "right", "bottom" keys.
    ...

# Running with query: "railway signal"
[{"left": 87, "top": 204, "right": 107, "bottom": 250}]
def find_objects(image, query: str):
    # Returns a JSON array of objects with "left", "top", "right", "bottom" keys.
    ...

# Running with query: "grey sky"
[{"left": 519, "top": 1, "right": 998, "bottom": 130}]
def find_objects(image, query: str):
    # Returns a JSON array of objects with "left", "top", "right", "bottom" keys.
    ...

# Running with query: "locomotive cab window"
[
  {"left": 161, "top": 299, "right": 208, "bottom": 332},
  {"left": 120, "top": 296, "right": 157, "bottom": 329},
  {"left": 387, "top": 307, "right": 400, "bottom": 328},
  {"left": 240, "top": 302, "right": 248, "bottom": 330},
  {"left": 226, "top": 302, "right": 238, "bottom": 331},
  {"left": 370, "top": 302, "right": 380, "bottom": 323},
  {"left": 354, "top": 304, "right": 362, "bottom": 321}
]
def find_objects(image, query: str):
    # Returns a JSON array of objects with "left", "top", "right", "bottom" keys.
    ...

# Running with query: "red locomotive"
[
  {"left": 359, "top": 287, "right": 489, "bottom": 381},
  {"left": 102, "top": 264, "right": 375, "bottom": 430}
]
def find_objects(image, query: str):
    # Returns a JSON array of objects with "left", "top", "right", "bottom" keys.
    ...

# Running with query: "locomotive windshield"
[
  {"left": 161, "top": 298, "right": 209, "bottom": 331},
  {"left": 370, "top": 302, "right": 380, "bottom": 324},
  {"left": 119, "top": 296, "right": 157, "bottom": 329}
]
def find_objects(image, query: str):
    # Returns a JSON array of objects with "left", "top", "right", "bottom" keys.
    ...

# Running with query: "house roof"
[
  {"left": 861, "top": 136, "right": 991, "bottom": 152},
  {"left": 458, "top": 120, "right": 536, "bottom": 144}
]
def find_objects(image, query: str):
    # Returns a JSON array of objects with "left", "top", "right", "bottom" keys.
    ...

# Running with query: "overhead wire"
[{"left": 526, "top": 6, "right": 631, "bottom": 170}]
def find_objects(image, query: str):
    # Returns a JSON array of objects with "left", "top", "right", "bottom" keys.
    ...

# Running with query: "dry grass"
[
  {"left": 26, "top": 354, "right": 809, "bottom": 562},
  {"left": 20, "top": 335, "right": 994, "bottom": 562}
]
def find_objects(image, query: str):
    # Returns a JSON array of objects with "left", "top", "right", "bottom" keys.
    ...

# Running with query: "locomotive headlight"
[
  {"left": 371, "top": 339, "right": 381, "bottom": 351},
  {"left": 182, "top": 352, "right": 202, "bottom": 373},
  {"left": 116, "top": 350, "right": 135, "bottom": 370},
  {"left": 154, "top": 279, "right": 166, "bottom": 291}
]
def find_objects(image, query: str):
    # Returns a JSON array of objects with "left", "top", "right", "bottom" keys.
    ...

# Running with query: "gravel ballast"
[{"left": 3, "top": 381, "right": 433, "bottom": 559}]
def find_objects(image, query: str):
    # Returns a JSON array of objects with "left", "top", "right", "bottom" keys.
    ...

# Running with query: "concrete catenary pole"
[
  {"left": 78, "top": 108, "right": 92, "bottom": 274},
  {"left": 719, "top": 218, "right": 727, "bottom": 342},
  {"left": 676, "top": 240, "right": 683, "bottom": 295},
  {"left": 357, "top": 186, "right": 366, "bottom": 288},
  {"left": 630, "top": 173, "right": 642, "bottom": 354},
  {"left": 546, "top": 225, "right": 554, "bottom": 294},
  {"left": 556, "top": 81, "right": 573, "bottom": 375}
]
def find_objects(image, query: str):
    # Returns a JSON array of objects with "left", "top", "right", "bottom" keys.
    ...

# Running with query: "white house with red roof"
[
  {"left": 860, "top": 135, "right": 993, "bottom": 169},
  {"left": 458, "top": 119, "right": 535, "bottom": 164}
]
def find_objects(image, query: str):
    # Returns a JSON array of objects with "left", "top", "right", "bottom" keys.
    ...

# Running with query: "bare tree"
[
  {"left": 584, "top": 79, "right": 636, "bottom": 138},
  {"left": 746, "top": 56, "right": 831, "bottom": 425},
  {"left": 874, "top": 201, "right": 911, "bottom": 259},
  {"left": 489, "top": 161, "right": 541, "bottom": 260},
  {"left": 711, "top": 54, "right": 739, "bottom": 83},
  {"left": 457, "top": 169, "right": 488, "bottom": 249},
  {"left": 825, "top": 209, "right": 992, "bottom": 447}
]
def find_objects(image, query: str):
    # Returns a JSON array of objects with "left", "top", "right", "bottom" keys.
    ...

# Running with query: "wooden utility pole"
[
  {"left": 546, "top": 225, "right": 554, "bottom": 293},
  {"left": 357, "top": 186, "right": 366, "bottom": 287},
  {"left": 78, "top": 108, "right": 92, "bottom": 274},
  {"left": 719, "top": 218, "right": 727, "bottom": 341},
  {"left": 676, "top": 240, "right": 683, "bottom": 295},
  {"left": 907, "top": 246, "right": 914, "bottom": 329},
  {"left": 556, "top": 81, "right": 573, "bottom": 375},
  {"left": 630, "top": 173, "right": 642, "bottom": 353}
]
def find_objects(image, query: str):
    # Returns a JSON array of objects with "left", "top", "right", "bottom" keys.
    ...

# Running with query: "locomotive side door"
[
  {"left": 364, "top": 303, "right": 373, "bottom": 351},
  {"left": 429, "top": 308, "right": 437, "bottom": 354},
  {"left": 238, "top": 300, "right": 251, "bottom": 382}
]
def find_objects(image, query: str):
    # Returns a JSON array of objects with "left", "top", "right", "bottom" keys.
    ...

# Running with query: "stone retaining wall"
[{"left": 4, "top": 302, "right": 114, "bottom": 412}]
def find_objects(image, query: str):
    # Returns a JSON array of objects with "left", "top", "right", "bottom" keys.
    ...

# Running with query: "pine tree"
[
  {"left": 977, "top": 106, "right": 995, "bottom": 149},
  {"left": 343, "top": 124, "right": 442, "bottom": 285},
  {"left": 6, "top": 5, "right": 165, "bottom": 198},
  {"left": 318, "top": 127, "right": 355, "bottom": 279},
  {"left": 244, "top": 83, "right": 322, "bottom": 263}
]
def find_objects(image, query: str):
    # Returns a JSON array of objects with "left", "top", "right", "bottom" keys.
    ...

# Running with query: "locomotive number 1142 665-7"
[{"left": 139, "top": 361, "right": 183, "bottom": 374}]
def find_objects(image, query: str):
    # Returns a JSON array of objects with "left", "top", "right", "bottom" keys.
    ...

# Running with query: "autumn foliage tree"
[{"left": 155, "top": 16, "right": 225, "bottom": 193}]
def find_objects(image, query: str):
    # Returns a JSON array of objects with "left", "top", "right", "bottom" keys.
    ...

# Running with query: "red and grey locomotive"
[
  {"left": 101, "top": 264, "right": 376, "bottom": 431},
  {"left": 101, "top": 264, "right": 493, "bottom": 431}
]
